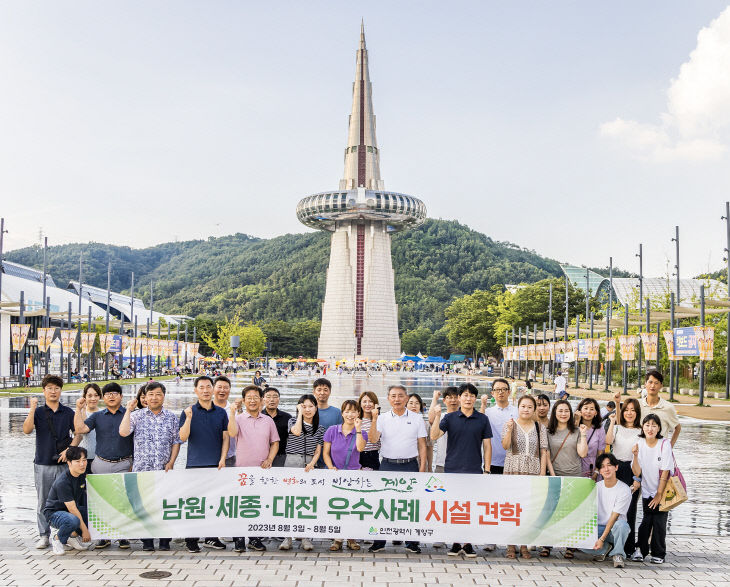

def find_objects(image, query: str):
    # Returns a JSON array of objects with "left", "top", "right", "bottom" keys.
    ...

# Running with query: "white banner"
[{"left": 87, "top": 468, "right": 597, "bottom": 547}]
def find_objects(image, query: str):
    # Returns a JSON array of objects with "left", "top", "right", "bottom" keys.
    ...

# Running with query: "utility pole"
[
  {"left": 589, "top": 312, "right": 594, "bottom": 389},
  {"left": 585, "top": 267, "right": 590, "bottom": 385},
  {"left": 104, "top": 261, "right": 111, "bottom": 379},
  {"left": 636, "top": 244, "right": 643, "bottom": 386},
  {"left": 0, "top": 219, "right": 6, "bottom": 378},
  {"left": 669, "top": 292, "right": 675, "bottom": 401},
  {"left": 605, "top": 257, "right": 613, "bottom": 391},
  {"left": 542, "top": 321, "right": 546, "bottom": 383},
  {"left": 671, "top": 226, "right": 680, "bottom": 404},
  {"left": 699, "top": 285, "right": 706, "bottom": 405},
  {"left": 723, "top": 202, "right": 730, "bottom": 399},
  {"left": 77, "top": 253, "right": 83, "bottom": 369},
  {"left": 622, "top": 303, "right": 629, "bottom": 394}
]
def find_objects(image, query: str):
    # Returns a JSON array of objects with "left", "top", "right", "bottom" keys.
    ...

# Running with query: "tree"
[
  {"left": 444, "top": 287, "right": 501, "bottom": 358},
  {"left": 200, "top": 313, "right": 266, "bottom": 360},
  {"left": 427, "top": 326, "right": 451, "bottom": 358},
  {"left": 401, "top": 327, "right": 432, "bottom": 355}
]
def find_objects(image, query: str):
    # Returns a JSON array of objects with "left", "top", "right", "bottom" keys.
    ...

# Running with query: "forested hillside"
[{"left": 7, "top": 219, "right": 564, "bottom": 333}]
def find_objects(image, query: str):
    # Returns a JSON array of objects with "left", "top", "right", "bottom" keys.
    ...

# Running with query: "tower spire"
[{"left": 340, "top": 23, "right": 384, "bottom": 191}]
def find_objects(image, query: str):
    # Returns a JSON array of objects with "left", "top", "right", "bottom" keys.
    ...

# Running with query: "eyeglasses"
[
  {"left": 493, "top": 388, "right": 510, "bottom": 393},
  {"left": 103, "top": 392, "right": 121, "bottom": 396}
]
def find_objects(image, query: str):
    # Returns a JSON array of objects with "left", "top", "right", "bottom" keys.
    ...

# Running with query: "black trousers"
[
  {"left": 616, "top": 459, "right": 640, "bottom": 553},
  {"left": 637, "top": 497, "right": 668, "bottom": 559},
  {"left": 359, "top": 450, "right": 380, "bottom": 470},
  {"left": 371, "top": 459, "right": 419, "bottom": 550}
]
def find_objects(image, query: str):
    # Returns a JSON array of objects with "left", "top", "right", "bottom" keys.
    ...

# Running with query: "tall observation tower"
[{"left": 296, "top": 24, "right": 426, "bottom": 361}]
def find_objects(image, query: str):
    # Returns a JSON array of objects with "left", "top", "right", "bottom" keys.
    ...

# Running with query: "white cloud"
[{"left": 600, "top": 6, "right": 730, "bottom": 162}]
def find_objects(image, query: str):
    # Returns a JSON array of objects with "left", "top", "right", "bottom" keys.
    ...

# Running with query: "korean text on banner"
[
  {"left": 618, "top": 335, "right": 636, "bottom": 361},
  {"left": 99, "top": 334, "right": 114, "bottom": 354},
  {"left": 87, "top": 468, "right": 597, "bottom": 547},
  {"left": 10, "top": 324, "right": 31, "bottom": 351},
  {"left": 673, "top": 327, "right": 699, "bottom": 357}
]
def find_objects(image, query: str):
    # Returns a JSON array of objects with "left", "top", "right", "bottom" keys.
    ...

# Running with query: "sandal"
[
  {"left": 539, "top": 547, "right": 551, "bottom": 557},
  {"left": 346, "top": 539, "right": 360, "bottom": 551},
  {"left": 329, "top": 540, "right": 342, "bottom": 552},
  {"left": 520, "top": 546, "right": 532, "bottom": 559},
  {"left": 564, "top": 548, "right": 575, "bottom": 559},
  {"left": 506, "top": 545, "right": 517, "bottom": 559}
]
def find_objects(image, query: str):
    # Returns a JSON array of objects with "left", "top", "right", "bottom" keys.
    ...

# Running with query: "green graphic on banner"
[{"left": 87, "top": 469, "right": 597, "bottom": 546}]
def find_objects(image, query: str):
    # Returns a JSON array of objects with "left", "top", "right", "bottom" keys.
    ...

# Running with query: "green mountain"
[{"left": 7, "top": 219, "right": 564, "bottom": 332}]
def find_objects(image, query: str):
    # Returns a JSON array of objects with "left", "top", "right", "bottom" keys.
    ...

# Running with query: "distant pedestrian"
[{"left": 554, "top": 370, "right": 567, "bottom": 399}]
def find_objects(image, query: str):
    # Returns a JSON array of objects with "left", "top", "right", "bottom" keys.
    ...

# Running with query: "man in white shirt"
[
  {"left": 367, "top": 385, "right": 427, "bottom": 554},
  {"left": 481, "top": 378, "right": 518, "bottom": 552},
  {"left": 583, "top": 453, "right": 631, "bottom": 568},
  {"left": 554, "top": 371, "right": 567, "bottom": 399},
  {"left": 639, "top": 370, "right": 681, "bottom": 446}
]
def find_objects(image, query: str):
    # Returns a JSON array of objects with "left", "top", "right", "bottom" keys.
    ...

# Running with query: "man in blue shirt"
[
  {"left": 74, "top": 381, "right": 134, "bottom": 549},
  {"left": 179, "top": 375, "right": 229, "bottom": 552},
  {"left": 312, "top": 378, "right": 341, "bottom": 468},
  {"left": 22, "top": 374, "right": 81, "bottom": 550},
  {"left": 431, "top": 383, "right": 492, "bottom": 558}
]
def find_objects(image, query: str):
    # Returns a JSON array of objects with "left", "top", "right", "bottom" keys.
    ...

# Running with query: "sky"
[{"left": 2, "top": 1, "right": 730, "bottom": 280}]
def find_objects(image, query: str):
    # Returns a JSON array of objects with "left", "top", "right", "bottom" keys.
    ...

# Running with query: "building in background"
[{"left": 296, "top": 24, "right": 426, "bottom": 361}]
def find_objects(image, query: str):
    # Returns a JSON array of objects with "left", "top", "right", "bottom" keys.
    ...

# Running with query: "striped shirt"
[
  {"left": 286, "top": 418, "right": 325, "bottom": 457},
  {"left": 361, "top": 418, "right": 381, "bottom": 452}
]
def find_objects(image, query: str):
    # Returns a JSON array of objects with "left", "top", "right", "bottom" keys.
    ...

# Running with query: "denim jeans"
[
  {"left": 49, "top": 510, "right": 85, "bottom": 545},
  {"left": 582, "top": 519, "right": 630, "bottom": 558}
]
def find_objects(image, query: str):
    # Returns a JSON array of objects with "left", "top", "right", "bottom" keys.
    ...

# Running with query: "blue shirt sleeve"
[
  {"left": 439, "top": 413, "right": 449, "bottom": 433},
  {"left": 482, "top": 416, "right": 493, "bottom": 439}
]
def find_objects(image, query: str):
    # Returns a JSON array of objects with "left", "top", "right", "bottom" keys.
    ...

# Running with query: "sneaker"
[
  {"left": 185, "top": 540, "right": 201, "bottom": 553},
  {"left": 233, "top": 539, "right": 246, "bottom": 552},
  {"left": 432, "top": 542, "right": 446, "bottom": 548},
  {"left": 483, "top": 543, "right": 496, "bottom": 552},
  {"left": 649, "top": 556, "right": 664, "bottom": 564},
  {"left": 50, "top": 534, "right": 66, "bottom": 555},
  {"left": 613, "top": 555, "right": 625, "bottom": 568},
  {"left": 35, "top": 536, "right": 50, "bottom": 549},
  {"left": 248, "top": 538, "right": 266, "bottom": 551},
  {"left": 221, "top": 537, "right": 234, "bottom": 543},
  {"left": 301, "top": 538, "right": 314, "bottom": 551},
  {"left": 66, "top": 536, "right": 88, "bottom": 551},
  {"left": 203, "top": 538, "right": 226, "bottom": 550},
  {"left": 630, "top": 548, "right": 644, "bottom": 562},
  {"left": 593, "top": 553, "right": 607, "bottom": 561},
  {"left": 404, "top": 544, "right": 422, "bottom": 554},
  {"left": 95, "top": 539, "right": 111, "bottom": 549},
  {"left": 368, "top": 544, "right": 385, "bottom": 553},
  {"left": 118, "top": 539, "right": 131, "bottom": 549},
  {"left": 462, "top": 543, "right": 477, "bottom": 558},
  {"left": 448, "top": 543, "right": 462, "bottom": 556},
  {"left": 279, "top": 537, "right": 293, "bottom": 550}
]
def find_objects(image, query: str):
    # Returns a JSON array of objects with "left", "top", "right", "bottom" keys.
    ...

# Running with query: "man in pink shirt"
[{"left": 227, "top": 384, "right": 279, "bottom": 552}]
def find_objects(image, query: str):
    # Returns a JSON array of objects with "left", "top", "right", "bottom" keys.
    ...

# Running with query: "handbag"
[{"left": 659, "top": 439, "right": 688, "bottom": 512}]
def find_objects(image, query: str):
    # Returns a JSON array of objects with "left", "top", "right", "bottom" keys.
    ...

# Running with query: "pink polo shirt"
[{"left": 234, "top": 411, "right": 280, "bottom": 467}]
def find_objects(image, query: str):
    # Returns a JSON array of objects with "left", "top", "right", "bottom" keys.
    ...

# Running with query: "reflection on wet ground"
[{"left": 1, "top": 372, "right": 727, "bottom": 535}]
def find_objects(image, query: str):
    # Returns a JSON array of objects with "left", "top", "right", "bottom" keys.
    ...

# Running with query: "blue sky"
[{"left": 1, "top": 1, "right": 730, "bottom": 280}]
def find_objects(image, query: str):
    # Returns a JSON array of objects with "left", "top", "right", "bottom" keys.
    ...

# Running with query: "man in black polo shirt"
[
  {"left": 23, "top": 374, "right": 81, "bottom": 549},
  {"left": 262, "top": 387, "right": 291, "bottom": 467},
  {"left": 44, "top": 446, "right": 91, "bottom": 554},
  {"left": 74, "top": 381, "right": 134, "bottom": 549},
  {"left": 179, "top": 375, "right": 229, "bottom": 553},
  {"left": 431, "top": 383, "right": 492, "bottom": 558}
]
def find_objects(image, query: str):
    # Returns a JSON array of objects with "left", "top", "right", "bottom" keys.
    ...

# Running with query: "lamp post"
[
  {"left": 231, "top": 336, "right": 240, "bottom": 367},
  {"left": 723, "top": 201, "right": 730, "bottom": 400},
  {"left": 671, "top": 226, "right": 680, "bottom": 400},
  {"left": 636, "top": 244, "right": 643, "bottom": 385},
  {"left": 699, "top": 285, "right": 706, "bottom": 405},
  {"left": 0, "top": 218, "right": 7, "bottom": 378},
  {"left": 669, "top": 292, "right": 675, "bottom": 401},
  {"left": 606, "top": 257, "right": 613, "bottom": 391}
]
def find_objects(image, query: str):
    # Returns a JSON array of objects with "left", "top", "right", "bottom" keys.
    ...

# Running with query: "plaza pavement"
[{"left": 0, "top": 527, "right": 728, "bottom": 586}]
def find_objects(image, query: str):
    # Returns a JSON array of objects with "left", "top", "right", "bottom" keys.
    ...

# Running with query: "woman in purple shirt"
[
  {"left": 575, "top": 398, "right": 606, "bottom": 478},
  {"left": 323, "top": 400, "right": 367, "bottom": 552}
]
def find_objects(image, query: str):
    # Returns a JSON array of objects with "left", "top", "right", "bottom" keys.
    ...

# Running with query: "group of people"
[{"left": 24, "top": 369, "right": 681, "bottom": 566}]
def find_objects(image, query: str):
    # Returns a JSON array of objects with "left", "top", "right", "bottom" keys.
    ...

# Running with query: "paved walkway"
[{"left": 0, "top": 526, "right": 728, "bottom": 586}]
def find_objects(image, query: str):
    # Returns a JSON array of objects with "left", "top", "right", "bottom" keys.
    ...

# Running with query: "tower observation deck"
[{"left": 296, "top": 24, "right": 426, "bottom": 361}]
